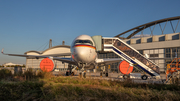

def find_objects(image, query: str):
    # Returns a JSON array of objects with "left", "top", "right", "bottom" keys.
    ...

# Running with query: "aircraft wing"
[
  {"left": 1, "top": 49, "right": 76, "bottom": 65},
  {"left": 95, "top": 58, "right": 122, "bottom": 65},
  {"left": 51, "top": 57, "right": 76, "bottom": 65}
]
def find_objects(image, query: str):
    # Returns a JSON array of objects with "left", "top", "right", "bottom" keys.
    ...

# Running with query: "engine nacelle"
[
  {"left": 40, "top": 58, "right": 55, "bottom": 72},
  {"left": 119, "top": 60, "right": 133, "bottom": 74}
]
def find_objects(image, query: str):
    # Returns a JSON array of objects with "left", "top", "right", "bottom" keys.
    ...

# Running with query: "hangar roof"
[{"left": 24, "top": 45, "right": 71, "bottom": 56}]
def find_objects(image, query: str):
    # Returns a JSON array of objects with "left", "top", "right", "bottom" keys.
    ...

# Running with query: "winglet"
[{"left": 1, "top": 48, "right": 5, "bottom": 54}]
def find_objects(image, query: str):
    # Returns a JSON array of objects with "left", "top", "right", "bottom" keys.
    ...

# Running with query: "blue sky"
[{"left": 0, "top": 0, "right": 180, "bottom": 65}]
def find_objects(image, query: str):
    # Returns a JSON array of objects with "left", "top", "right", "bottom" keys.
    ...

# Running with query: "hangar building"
[{"left": 25, "top": 45, "right": 71, "bottom": 71}]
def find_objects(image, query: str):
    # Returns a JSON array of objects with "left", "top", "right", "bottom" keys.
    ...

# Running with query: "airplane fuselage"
[{"left": 71, "top": 35, "right": 97, "bottom": 69}]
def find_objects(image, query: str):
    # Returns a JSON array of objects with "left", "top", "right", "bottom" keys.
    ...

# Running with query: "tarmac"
[
  {"left": 53, "top": 71, "right": 167, "bottom": 84},
  {"left": 1, "top": 67, "right": 167, "bottom": 84}
]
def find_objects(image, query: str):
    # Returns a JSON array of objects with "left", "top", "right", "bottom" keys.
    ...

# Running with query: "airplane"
[{"left": 2, "top": 35, "right": 122, "bottom": 77}]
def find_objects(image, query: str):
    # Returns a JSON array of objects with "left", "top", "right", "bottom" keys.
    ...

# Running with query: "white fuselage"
[{"left": 70, "top": 35, "right": 97, "bottom": 68}]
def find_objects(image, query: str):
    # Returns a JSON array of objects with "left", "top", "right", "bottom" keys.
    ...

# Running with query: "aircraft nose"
[
  {"left": 78, "top": 49, "right": 86, "bottom": 58},
  {"left": 76, "top": 47, "right": 88, "bottom": 62}
]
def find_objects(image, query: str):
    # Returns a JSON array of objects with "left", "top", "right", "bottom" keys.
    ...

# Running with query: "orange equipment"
[{"left": 166, "top": 58, "right": 180, "bottom": 81}]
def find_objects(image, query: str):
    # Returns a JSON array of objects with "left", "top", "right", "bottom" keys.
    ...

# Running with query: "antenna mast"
[{"left": 49, "top": 39, "right": 52, "bottom": 48}]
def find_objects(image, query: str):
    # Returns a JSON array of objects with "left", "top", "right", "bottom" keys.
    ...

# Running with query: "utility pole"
[
  {"left": 62, "top": 41, "right": 65, "bottom": 45},
  {"left": 49, "top": 39, "right": 52, "bottom": 48}
]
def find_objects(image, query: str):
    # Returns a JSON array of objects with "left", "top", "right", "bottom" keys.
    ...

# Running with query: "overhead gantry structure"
[{"left": 115, "top": 16, "right": 180, "bottom": 39}]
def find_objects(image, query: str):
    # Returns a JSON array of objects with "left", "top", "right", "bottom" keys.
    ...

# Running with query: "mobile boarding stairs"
[{"left": 95, "top": 36, "right": 161, "bottom": 80}]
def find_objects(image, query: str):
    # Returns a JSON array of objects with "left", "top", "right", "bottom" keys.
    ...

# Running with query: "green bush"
[
  {"left": 0, "top": 69, "right": 12, "bottom": 80},
  {"left": 23, "top": 69, "right": 36, "bottom": 80},
  {"left": 0, "top": 75, "right": 180, "bottom": 100},
  {"left": 36, "top": 71, "right": 53, "bottom": 79},
  {"left": 22, "top": 69, "right": 53, "bottom": 80}
]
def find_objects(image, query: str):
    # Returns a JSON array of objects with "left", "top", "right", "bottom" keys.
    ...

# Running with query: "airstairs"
[{"left": 103, "top": 38, "right": 161, "bottom": 78}]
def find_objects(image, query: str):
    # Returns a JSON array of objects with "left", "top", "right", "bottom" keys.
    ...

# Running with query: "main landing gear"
[
  {"left": 100, "top": 72, "right": 108, "bottom": 77},
  {"left": 65, "top": 71, "right": 74, "bottom": 76},
  {"left": 66, "top": 64, "right": 75, "bottom": 76},
  {"left": 99, "top": 65, "right": 109, "bottom": 77}
]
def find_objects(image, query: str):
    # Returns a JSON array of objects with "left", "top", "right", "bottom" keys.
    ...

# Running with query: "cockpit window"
[{"left": 75, "top": 40, "right": 93, "bottom": 45}]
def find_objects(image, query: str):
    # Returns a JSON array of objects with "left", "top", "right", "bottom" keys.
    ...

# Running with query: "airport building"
[
  {"left": 3, "top": 62, "right": 24, "bottom": 67},
  {"left": 98, "top": 32, "right": 180, "bottom": 73},
  {"left": 123, "top": 33, "right": 180, "bottom": 72}
]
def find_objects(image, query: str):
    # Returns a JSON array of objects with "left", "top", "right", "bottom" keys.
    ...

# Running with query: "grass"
[{"left": 0, "top": 69, "right": 180, "bottom": 101}]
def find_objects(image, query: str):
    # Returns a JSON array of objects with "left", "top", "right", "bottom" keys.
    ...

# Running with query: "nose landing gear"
[
  {"left": 79, "top": 72, "right": 86, "bottom": 78},
  {"left": 66, "top": 63, "right": 90, "bottom": 78}
]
